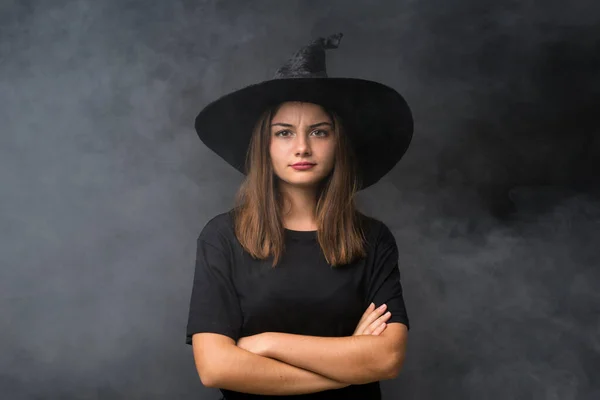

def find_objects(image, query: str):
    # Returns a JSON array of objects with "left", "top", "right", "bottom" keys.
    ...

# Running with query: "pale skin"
[{"left": 269, "top": 101, "right": 336, "bottom": 230}]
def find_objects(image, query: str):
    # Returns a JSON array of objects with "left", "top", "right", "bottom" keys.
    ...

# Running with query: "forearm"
[
  {"left": 265, "top": 333, "right": 395, "bottom": 385},
  {"left": 207, "top": 344, "right": 351, "bottom": 395}
]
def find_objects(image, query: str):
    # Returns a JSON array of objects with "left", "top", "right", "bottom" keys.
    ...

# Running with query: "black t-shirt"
[{"left": 186, "top": 209, "right": 410, "bottom": 399}]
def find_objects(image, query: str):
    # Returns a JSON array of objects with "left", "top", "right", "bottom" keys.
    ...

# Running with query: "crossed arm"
[
  {"left": 261, "top": 327, "right": 406, "bottom": 385},
  {"left": 206, "top": 323, "right": 407, "bottom": 393}
]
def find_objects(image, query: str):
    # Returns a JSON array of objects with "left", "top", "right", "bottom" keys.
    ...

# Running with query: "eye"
[{"left": 274, "top": 129, "right": 328, "bottom": 137}]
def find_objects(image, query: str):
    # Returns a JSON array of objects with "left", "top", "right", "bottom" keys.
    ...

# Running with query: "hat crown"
[{"left": 273, "top": 33, "right": 343, "bottom": 79}]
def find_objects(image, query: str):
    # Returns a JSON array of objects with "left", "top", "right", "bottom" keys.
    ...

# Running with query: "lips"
[
  {"left": 291, "top": 163, "right": 316, "bottom": 170},
  {"left": 292, "top": 163, "right": 316, "bottom": 166}
]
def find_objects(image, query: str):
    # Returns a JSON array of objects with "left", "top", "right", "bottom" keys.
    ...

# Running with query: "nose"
[{"left": 294, "top": 134, "right": 311, "bottom": 155}]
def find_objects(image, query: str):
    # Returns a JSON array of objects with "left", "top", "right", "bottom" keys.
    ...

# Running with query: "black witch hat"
[{"left": 194, "top": 33, "right": 414, "bottom": 191}]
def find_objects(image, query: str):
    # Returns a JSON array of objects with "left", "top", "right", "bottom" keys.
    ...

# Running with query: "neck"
[{"left": 278, "top": 184, "right": 318, "bottom": 225}]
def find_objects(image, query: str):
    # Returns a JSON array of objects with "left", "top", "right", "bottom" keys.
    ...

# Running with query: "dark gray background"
[{"left": 1, "top": 0, "right": 599, "bottom": 399}]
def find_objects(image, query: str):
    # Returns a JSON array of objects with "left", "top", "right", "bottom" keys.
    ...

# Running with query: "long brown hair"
[{"left": 231, "top": 102, "right": 368, "bottom": 267}]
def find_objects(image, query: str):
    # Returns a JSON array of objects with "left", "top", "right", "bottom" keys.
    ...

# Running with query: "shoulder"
[
  {"left": 356, "top": 212, "right": 397, "bottom": 248},
  {"left": 197, "top": 209, "right": 236, "bottom": 248}
]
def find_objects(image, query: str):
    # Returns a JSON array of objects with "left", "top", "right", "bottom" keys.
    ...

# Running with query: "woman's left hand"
[{"left": 236, "top": 333, "right": 271, "bottom": 357}]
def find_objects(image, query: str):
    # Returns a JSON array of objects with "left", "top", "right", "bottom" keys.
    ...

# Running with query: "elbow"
[
  {"left": 198, "top": 364, "right": 215, "bottom": 388},
  {"left": 200, "top": 374, "right": 213, "bottom": 388},
  {"left": 199, "top": 358, "right": 229, "bottom": 388},
  {"left": 385, "top": 351, "right": 406, "bottom": 380},
  {"left": 202, "top": 374, "right": 217, "bottom": 389},
  {"left": 386, "top": 365, "right": 401, "bottom": 380},
  {"left": 200, "top": 362, "right": 227, "bottom": 388},
  {"left": 192, "top": 333, "right": 237, "bottom": 389},
  {"left": 198, "top": 363, "right": 219, "bottom": 388},
  {"left": 194, "top": 356, "right": 221, "bottom": 388}
]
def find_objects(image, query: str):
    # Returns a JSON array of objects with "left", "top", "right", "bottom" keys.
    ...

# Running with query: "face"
[{"left": 269, "top": 101, "right": 336, "bottom": 190}]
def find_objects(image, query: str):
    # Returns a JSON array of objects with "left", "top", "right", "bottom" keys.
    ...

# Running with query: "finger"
[
  {"left": 366, "top": 312, "right": 391, "bottom": 334},
  {"left": 362, "top": 302, "right": 375, "bottom": 318},
  {"left": 357, "top": 306, "right": 386, "bottom": 333},
  {"left": 364, "top": 304, "right": 387, "bottom": 325},
  {"left": 376, "top": 311, "right": 391, "bottom": 324},
  {"left": 371, "top": 323, "right": 383, "bottom": 336},
  {"left": 368, "top": 321, "right": 385, "bottom": 336},
  {"left": 368, "top": 312, "right": 390, "bottom": 334},
  {"left": 365, "top": 322, "right": 378, "bottom": 335},
  {"left": 355, "top": 303, "right": 377, "bottom": 332},
  {"left": 374, "top": 322, "right": 386, "bottom": 335},
  {"left": 355, "top": 304, "right": 386, "bottom": 335}
]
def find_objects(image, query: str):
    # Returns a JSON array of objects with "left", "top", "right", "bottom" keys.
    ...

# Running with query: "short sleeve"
[
  {"left": 185, "top": 235, "right": 243, "bottom": 345},
  {"left": 365, "top": 223, "right": 410, "bottom": 331}
]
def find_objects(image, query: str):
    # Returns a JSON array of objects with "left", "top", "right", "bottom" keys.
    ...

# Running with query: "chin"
[{"left": 283, "top": 178, "right": 321, "bottom": 187}]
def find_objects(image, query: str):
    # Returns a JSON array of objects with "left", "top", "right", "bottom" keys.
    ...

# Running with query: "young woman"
[{"left": 186, "top": 33, "right": 413, "bottom": 399}]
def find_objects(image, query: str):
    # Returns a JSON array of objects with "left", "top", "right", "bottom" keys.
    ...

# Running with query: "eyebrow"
[{"left": 270, "top": 122, "right": 333, "bottom": 129}]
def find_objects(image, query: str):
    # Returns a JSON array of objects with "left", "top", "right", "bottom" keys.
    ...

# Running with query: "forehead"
[{"left": 272, "top": 101, "right": 330, "bottom": 122}]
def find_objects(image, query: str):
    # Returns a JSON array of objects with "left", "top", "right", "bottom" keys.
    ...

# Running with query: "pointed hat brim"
[{"left": 195, "top": 76, "right": 413, "bottom": 191}]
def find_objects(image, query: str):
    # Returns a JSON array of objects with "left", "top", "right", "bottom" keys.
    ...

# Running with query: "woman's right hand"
[{"left": 352, "top": 302, "right": 391, "bottom": 336}]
